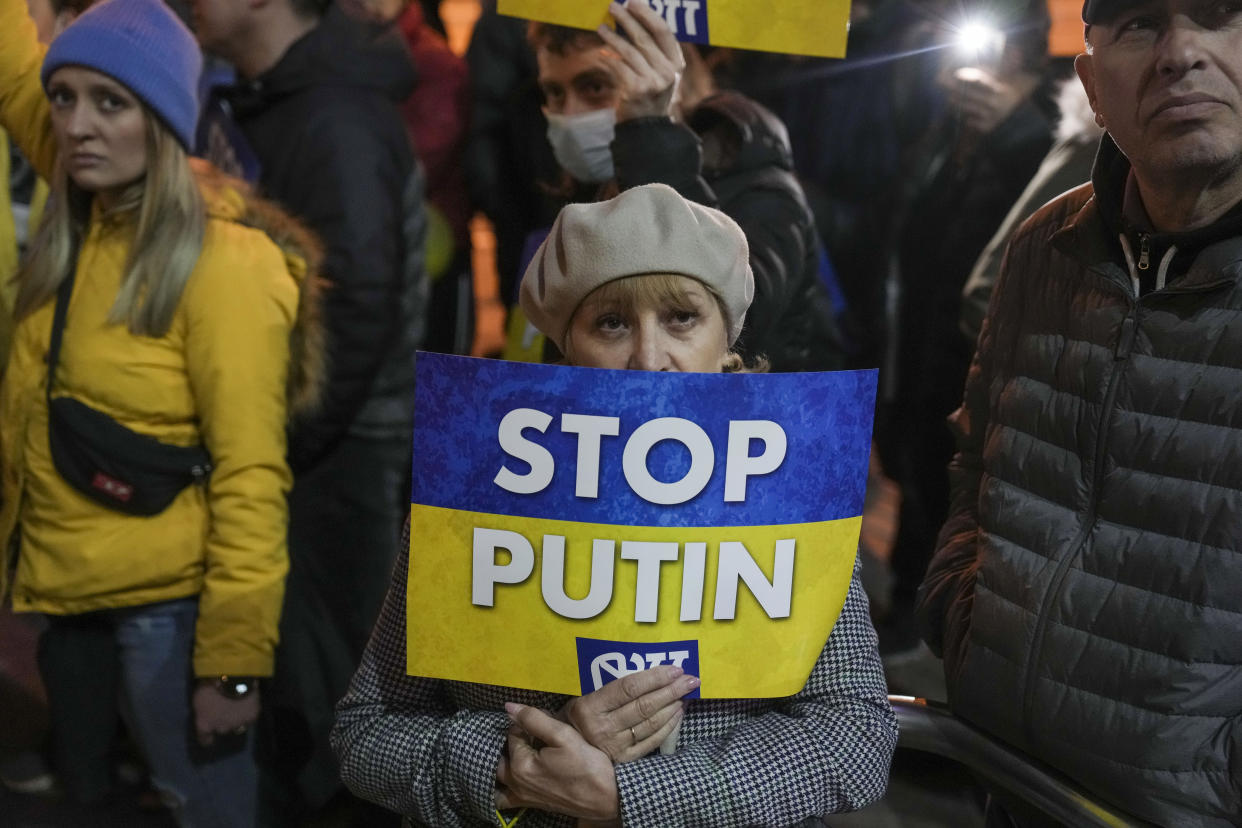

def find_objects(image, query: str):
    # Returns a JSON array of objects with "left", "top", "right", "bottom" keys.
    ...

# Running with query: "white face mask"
[{"left": 544, "top": 108, "right": 617, "bottom": 184}]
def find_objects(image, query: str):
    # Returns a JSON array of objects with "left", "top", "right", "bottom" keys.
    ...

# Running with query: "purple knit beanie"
[{"left": 41, "top": 0, "right": 202, "bottom": 150}]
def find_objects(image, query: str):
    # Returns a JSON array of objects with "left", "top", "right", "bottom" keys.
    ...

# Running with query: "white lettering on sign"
[
  {"left": 620, "top": 541, "right": 681, "bottom": 622},
  {"left": 642, "top": 0, "right": 703, "bottom": 36},
  {"left": 682, "top": 0, "right": 701, "bottom": 34},
  {"left": 590, "top": 649, "right": 691, "bottom": 690},
  {"left": 680, "top": 541, "right": 706, "bottom": 621},
  {"left": 560, "top": 413, "right": 621, "bottom": 499},
  {"left": 714, "top": 540, "right": 795, "bottom": 620},
  {"left": 471, "top": 528, "right": 535, "bottom": 606},
  {"left": 622, "top": 418, "right": 714, "bottom": 505},
  {"left": 724, "top": 420, "right": 787, "bottom": 502},
  {"left": 472, "top": 530, "right": 796, "bottom": 622},
  {"left": 493, "top": 408, "right": 788, "bottom": 504},
  {"left": 542, "top": 536, "right": 615, "bottom": 619},
  {"left": 493, "top": 408, "right": 554, "bottom": 494}
]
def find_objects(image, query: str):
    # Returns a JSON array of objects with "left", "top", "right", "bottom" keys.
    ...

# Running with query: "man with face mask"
[{"left": 521, "top": 0, "right": 843, "bottom": 372}]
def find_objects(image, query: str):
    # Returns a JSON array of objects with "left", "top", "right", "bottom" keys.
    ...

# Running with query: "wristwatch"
[{"left": 212, "top": 675, "right": 258, "bottom": 700}]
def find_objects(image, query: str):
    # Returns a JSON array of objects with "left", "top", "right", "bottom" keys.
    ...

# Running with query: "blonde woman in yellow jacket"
[{"left": 0, "top": 0, "right": 320, "bottom": 823}]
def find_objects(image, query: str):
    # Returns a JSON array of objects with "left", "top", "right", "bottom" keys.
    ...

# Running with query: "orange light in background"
[{"left": 1049, "top": 0, "right": 1085, "bottom": 56}]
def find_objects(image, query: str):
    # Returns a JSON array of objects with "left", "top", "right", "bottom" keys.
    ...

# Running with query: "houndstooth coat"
[{"left": 332, "top": 521, "right": 897, "bottom": 827}]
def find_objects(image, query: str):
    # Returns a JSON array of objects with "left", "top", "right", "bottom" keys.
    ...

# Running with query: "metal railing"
[{"left": 889, "top": 696, "right": 1156, "bottom": 828}]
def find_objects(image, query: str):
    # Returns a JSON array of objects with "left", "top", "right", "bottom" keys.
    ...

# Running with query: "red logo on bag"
[{"left": 91, "top": 472, "right": 134, "bottom": 502}]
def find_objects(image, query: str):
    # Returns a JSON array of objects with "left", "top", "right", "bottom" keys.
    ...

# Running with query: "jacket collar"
[
  {"left": 1051, "top": 135, "right": 1242, "bottom": 291},
  {"left": 219, "top": 5, "right": 416, "bottom": 118}
]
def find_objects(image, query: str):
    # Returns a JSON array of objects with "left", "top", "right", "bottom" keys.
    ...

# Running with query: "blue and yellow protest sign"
[
  {"left": 497, "top": 0, "right": 852, "bottom": 60},
  {"left": 407, "top": 353, "right": 876, "bottom": 698}
]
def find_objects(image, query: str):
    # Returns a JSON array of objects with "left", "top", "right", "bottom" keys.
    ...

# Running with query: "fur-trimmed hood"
[
  {"left": 192, "top": 158, "right": 327, "bottom": 418},
  {"left": 1054, "top": 78, "right": 1102, "bottom": 146}
]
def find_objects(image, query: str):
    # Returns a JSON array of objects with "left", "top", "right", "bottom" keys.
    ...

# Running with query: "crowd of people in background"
[{"left": 1, "top": 0, "right": 1240, "bottom": 824}]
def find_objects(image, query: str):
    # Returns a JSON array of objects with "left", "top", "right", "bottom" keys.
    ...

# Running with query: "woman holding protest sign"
[{"left": 333, "top": 183, "right": 896, "bottom": 826}]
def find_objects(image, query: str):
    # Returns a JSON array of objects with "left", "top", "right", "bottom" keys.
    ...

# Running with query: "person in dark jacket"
[
  {"left": 716, "top": 0, "right": 947, "bottom": 370},
  {"left": 463, "top": 0, "right": 556, "bottom": 315},
  {"left": 875, "top": 0, "right": 1056, "bottom": 654},
  {"left": 191, "top": 0, "right": 427, "bottom": 822},
  {"left": 917, "top": 0, "right": 1242, "bottom": 824},
  {"left": 510, "top": 1, "right": 843, "bottom": 371},
  {"left": 341, "top": 0, "right": 473, "bottom": 353},
  {"left": 958, "top": 77, "right": 1103, "bottom": 344}
]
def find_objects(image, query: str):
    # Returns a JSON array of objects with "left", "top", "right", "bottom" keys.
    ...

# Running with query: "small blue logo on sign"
[
  {"left": 576, "top": 638, "right": 701, "bottom": 698},
  {"left": 638, "top": 0, "right": 710, "bottom": 45}
]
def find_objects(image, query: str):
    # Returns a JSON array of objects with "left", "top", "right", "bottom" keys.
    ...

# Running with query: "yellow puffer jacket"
[{"left": 0, "top": 0, "right": 316, "bottom": 678}]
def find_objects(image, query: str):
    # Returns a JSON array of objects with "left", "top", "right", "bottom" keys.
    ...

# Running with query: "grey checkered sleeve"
[
  {"left": 335, "top": 519, "right": 896, "bottom": 827},
  {"left": 613, "top": 560, "right": 897, "bottom": 826},
  {"left": 331, "top": 533, "right": 509, "bottom": 827}
]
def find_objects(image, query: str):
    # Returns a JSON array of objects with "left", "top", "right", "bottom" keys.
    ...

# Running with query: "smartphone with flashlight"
[{"left": 951, "top": 20, "right": 1005, "bottom": 71}]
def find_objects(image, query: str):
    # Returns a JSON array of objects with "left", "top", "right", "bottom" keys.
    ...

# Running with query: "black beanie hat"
[{"left": 1082, "top": 0, "right": 1124, "bottom": 24}]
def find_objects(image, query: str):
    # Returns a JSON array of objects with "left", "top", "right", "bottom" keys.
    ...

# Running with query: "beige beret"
[{"left": 519, "top": 183, "right": 754, "bottom": 352}]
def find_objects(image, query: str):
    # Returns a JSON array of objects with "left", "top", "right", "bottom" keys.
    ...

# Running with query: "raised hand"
[
  {"left": 941, "top": 65, "right": 1040, "bottom": 138},
  {"left": 596, "top": 0, "right": 686, "bottom": 122}
]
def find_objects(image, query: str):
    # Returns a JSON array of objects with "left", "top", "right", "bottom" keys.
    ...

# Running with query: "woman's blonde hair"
[
  {"left": 563, "top": 273, "right": 765, "bottom": 373},
  {"left": 15, "top": 106, "right": 205, "bottom": 337}
]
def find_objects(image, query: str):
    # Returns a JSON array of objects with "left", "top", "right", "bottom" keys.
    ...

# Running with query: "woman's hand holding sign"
[
  {"left": 496, "top": 703, "right": 620, "bottom": 820},
  {"left": 596, "top": 0, "right": 685, "bottom": 122},
  {"left": 561, "top": 665, "right": 698, "bottom": 763},
  {"left": 495, "top": 668, "right": 699, "bottom": 818}
]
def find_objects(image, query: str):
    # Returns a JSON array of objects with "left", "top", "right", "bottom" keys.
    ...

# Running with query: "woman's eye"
[
  {"left": 48, "top": 88, "right": 72, "bottom": 107},
  {"left": 596, "top": 314, "right": 625, "bottom": 332},
  {"left": 669, "top": 309, "right": 700, "bottom": 327},
  {"left": 99, "top": 94, "right": 126, "bottom": 112}
]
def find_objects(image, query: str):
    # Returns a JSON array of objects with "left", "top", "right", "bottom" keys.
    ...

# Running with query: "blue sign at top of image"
[{"left": 636, "top": 0, "right": 711, "bottom": 45}]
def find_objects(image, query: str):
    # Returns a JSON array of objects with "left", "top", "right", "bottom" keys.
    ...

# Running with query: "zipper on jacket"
[
  {"left": 1019, "top": 301, "right": 1138, "bottom": 746},
  {"left": 1114, "top": 315, "right": 1136, "bottom": 360},
  {"left": 1117, "top": 235, "right": 1141, "bottom": 297},
  {"left": 1137, "top": 232, "right": 1151, "bottom": 270}
]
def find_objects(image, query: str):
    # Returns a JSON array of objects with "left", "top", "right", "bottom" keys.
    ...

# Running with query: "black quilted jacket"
[
  {"left": 918, "top": 135, "right": 1242, "bottom": 827},
  {"left": 215, "top": 7, "right": 426, "bottom": 472},
  {"left": 612, "top": 93, "right": 844, "bottom": 372}
]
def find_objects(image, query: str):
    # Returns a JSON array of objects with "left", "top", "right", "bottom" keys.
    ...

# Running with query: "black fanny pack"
[{"left": 45, "top": 269, "right": 212, "bottom": 516}]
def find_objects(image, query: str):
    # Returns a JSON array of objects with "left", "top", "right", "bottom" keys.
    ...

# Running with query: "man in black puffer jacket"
[
  {"left": 918, "top": 0, "right": 1242, "bottom": 825},
  {"left": 670, "top": 91, "right": 842, "bottom": 372},
  {"left": 523, "top": 1, "right": 843, "bottom": 372},
  {"left": 193, "top": 0, "right": 426, "bottom": 823}
]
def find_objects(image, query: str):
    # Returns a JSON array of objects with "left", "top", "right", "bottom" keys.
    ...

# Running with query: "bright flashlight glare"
[{"left": 954, "top": 20, "right": 1004, "bottom": 62}]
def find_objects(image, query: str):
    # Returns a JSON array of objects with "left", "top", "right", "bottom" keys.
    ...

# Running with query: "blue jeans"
[{"left": 47, "top": 598, "right": 258, "bottom": 827}]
